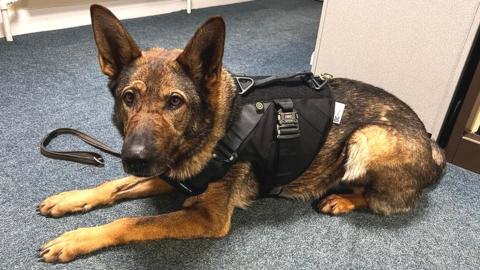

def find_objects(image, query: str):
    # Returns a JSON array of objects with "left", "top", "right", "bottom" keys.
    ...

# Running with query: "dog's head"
[{"left": 90, "top": 5, "right": 233, "bottom": 177}]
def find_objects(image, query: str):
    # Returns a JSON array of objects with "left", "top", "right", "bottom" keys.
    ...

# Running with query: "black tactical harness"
[{"left": 40, "top": 72, "right": 334, "bottom": 197}]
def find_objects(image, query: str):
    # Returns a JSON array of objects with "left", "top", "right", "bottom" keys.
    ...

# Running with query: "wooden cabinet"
[{"left": 443, "top": 41, "right": 480, "bottom": 173}]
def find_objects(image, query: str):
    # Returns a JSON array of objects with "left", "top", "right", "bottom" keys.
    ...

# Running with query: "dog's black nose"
[
  {"left": 123, "top": 143, "right": 149, "bottom": 162},
  {"left": 122, "top": 143, "right": 153, "bottom": 173},
  {"left": 122, "top": 131, "right": 156, "bottom": 176}
]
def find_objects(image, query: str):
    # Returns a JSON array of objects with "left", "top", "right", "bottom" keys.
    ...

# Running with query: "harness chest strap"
[{"left": 273, "top": 99, "right": 302, "bottom": 184}]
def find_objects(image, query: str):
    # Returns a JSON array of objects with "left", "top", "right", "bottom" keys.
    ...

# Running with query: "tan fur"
[
  {"left": 343, "top": 125, "right": 405, "bottom": 181},
  {"left": 318, "top": 193, "right": 368, "bottom": 215},
  {"left": 342, "top": 131, "right": 370, "bottom": 181},
  {"left": 431, "top": 140, "right": 446, "bottom": 167},
  {"left": 38, "top": 176, "right": 173, "bottom": 217}
]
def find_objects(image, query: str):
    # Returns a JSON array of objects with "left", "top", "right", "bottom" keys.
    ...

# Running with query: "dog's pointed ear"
[
  {"left": 90, "top": 4, "right": 141, "bottom": 77},
  {"left": 177, "top": 16, "right": 226, "bottom": 88}
]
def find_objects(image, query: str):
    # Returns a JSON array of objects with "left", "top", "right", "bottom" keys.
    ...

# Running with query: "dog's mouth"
[{"left": 122, "top": 161, "right": 168, "bottom": 177}]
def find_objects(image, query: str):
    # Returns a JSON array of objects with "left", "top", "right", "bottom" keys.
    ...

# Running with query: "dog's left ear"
[{"left": 177, "top": 16, "right": 226, "bottom": 88}]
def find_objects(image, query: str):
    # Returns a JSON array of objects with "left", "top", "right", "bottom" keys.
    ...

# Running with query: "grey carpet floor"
[{"left": 1, "top": 0, "right": 479, "bottom": 269}]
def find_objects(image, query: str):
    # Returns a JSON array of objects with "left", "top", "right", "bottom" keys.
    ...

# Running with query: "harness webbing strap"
[
  {"left": 221, "top": 103, "right": 271, "bottom": 153},
  {"left": 254, "top": 72, "right": 313, "bottom": 88},
  {"left": 161, "top": 102, "right": 270, "bottom": 196},
  {"left": 234, "top": 71, "right": 319, "bottom": 95},
  {"left": 272, "top": 99, "right": 302, "bottom": 189}
]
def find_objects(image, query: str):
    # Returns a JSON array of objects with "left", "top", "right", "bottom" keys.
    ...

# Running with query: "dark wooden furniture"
[{"left": 443, "top": 39, "right": 480, "bottom": 173}]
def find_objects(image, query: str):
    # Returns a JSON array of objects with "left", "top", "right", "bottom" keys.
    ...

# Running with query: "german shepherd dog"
[{"left": 37, "top": 5, "right": 446, "bottom": 263}]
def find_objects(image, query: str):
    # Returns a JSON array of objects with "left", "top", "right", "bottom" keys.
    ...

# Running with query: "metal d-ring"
[{"left": 235, "top": 76, "right": 255, "bottom": 95}]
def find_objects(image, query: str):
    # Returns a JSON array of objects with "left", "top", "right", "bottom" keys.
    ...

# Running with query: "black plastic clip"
[{"left": 212, "top": 142, "right": 238, "bottom": 163}]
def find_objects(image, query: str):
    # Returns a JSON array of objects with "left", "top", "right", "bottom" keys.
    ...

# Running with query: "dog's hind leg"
[
  {"left": 317, "top": 124, "right": 440, "bottom": 215},
  {"left": 37, "top": 176, "right": 174, "bottom": 218}
]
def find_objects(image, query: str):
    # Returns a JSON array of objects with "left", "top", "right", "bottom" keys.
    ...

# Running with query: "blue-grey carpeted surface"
[{"left": 1, "top": 0, "right": 479, "bottom": 269}]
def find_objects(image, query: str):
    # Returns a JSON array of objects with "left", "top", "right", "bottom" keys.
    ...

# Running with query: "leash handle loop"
[{"left": 40, "top": 128, "right": 121, "bottom": 167}]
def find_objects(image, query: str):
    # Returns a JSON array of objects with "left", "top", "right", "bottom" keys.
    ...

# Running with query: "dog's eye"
[
  {"left": 168, "top": 94, "right": 184, "bottom": 109},
  {"left": 123, "top": 90, "right": 135, "bottom": 107}
]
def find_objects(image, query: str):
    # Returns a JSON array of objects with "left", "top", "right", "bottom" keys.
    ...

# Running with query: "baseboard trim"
[{"left": 0, "top": 0, "right": 251, "bottom": 38}]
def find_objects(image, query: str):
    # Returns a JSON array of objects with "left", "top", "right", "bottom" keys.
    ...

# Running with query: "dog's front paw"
[
  {"left": 38, "top": 227, "right": 108, "bottom": 263},
  {"left": 317, "top": 194, "right": 356, "bottom": 215},
  {"left": 37, "top": 189, "right": 108, "bottom": 218}
]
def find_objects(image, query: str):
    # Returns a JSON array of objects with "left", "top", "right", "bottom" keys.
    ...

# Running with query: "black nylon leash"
[{"left": 40, "top": 128, "right": 121, "bottom": 167}]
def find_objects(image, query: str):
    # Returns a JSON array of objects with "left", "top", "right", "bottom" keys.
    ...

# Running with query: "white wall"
[
  {"left": 312, "top": 0, "right": 480, "bottom": 138},
  {"left": 0, "top": 0, "right": 251, "bottom": 38}
]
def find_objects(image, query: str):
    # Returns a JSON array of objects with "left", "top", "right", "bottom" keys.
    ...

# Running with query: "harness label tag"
[{"left": 333, "top": 102, "right": 345, "bottom": 124}]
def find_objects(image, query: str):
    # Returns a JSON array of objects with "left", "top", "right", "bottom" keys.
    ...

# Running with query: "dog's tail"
[{"left": 426, "top": 139, "right": 447, "bottom": 186}]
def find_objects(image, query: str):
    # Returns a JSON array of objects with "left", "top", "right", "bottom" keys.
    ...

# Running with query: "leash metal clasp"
[{"left": 93, "top": 156, "right": 105, "bottom": 167}]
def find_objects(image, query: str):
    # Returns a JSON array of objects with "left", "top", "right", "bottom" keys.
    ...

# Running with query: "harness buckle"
[{"left": 276, "top": 109, "right": 300, "bottom": 139}]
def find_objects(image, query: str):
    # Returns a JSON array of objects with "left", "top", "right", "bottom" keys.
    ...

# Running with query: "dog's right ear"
[{"left": 90, "top": 5, "right": 141, "bottom": 77}]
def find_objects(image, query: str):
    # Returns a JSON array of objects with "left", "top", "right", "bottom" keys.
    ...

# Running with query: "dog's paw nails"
[
  {"left": 317, "top": 194, "right": 355, "bottom": 216},
  {"left": 39, "top": 227, "right": 103, "bottom": 263},
  {"left": 39, "top": 248, "right": 50, "bottom": 256},
  {"left": 37, "top": 202, "right": 56, "bottom": 217},
  {"left": 81, "top": 203, "right": 92, "bottom": 213},
  {"left": 39, "top": 237, "right": 74, "bottom": 263},
  {"left": 39, "top": 247, "right": 68, "bottom": 263},
  {"left": 37, "top": 190, "right": 98, "bottom": 218}
]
